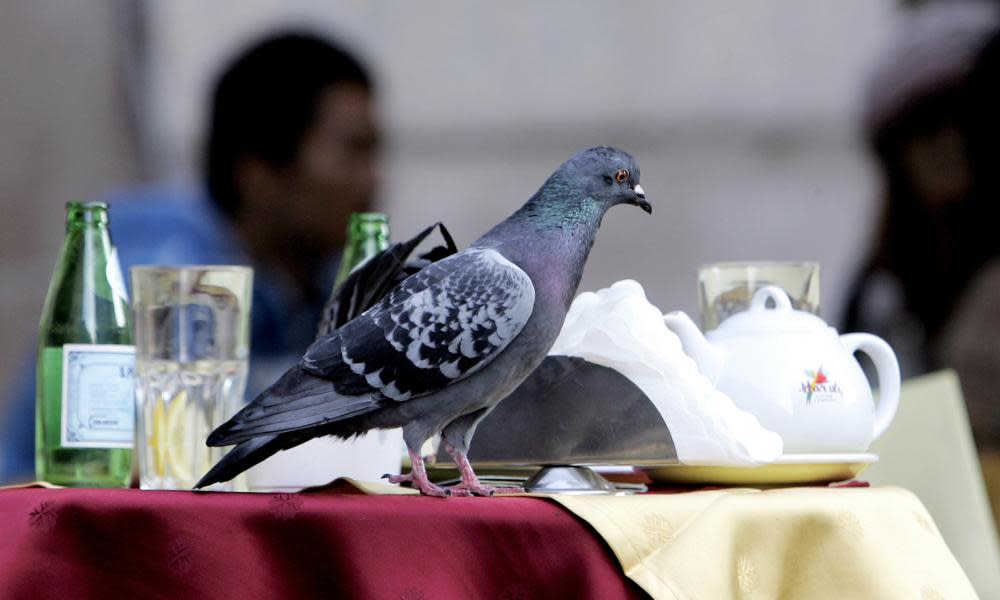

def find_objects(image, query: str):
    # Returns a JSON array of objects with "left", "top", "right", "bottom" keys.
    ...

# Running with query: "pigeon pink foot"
[
  {"left": 444, "top": 441, "right": 523, "bottom": 496},
  {"left": 384, "top": 449, "right": 450, "bottom": 496}
]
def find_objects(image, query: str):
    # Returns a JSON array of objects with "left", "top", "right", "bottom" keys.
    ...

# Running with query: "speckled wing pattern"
[{"left": 300, "top": 248, "right": 535, "bottom": 402}]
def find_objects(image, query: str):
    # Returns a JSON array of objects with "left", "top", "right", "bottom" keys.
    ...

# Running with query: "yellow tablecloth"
[
  {"left": 344, "top": 480, "right": 977, "bottom": 598},
  {"left": 552, "top": 486, "right": 977, "bottom": 600}
]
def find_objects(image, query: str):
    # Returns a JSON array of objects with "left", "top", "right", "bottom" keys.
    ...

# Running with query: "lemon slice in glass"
[
  {"left": 165, "top": 389, "right": 193, "bottom": 485},
  {"left": 149, "top": 397, "right": 167, "bottom": 477}
]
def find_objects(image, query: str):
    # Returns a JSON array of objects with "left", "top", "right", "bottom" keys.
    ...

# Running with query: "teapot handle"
[{"left": 839, "top": 333, "right": 901, "bottom": 441}]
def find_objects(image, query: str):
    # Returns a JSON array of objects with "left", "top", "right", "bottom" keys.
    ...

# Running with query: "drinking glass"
[
  {"left": 698, "top": 261, "right": 819, "bottom": 330},
  {"left": 131, "top": 266, "right": 252, "bottom": 490}
]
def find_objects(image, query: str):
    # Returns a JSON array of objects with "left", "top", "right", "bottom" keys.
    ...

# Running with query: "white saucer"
[
  {"left": 773, "top": 453, "right": 879, "bottom": 465},
  {"left": 641, "top": 453, "right": 879, "bottom": 485}
]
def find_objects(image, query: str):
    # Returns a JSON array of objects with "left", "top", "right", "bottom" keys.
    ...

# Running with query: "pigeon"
[{"left": 195, "top": 146, "right": 651, "bottom": 496}]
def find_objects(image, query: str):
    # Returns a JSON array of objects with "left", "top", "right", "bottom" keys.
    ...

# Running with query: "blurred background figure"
[
  {"left": 844, "top": 2, "right": 999, "bottom": 440},
  {"left": 843, "top": 1, "right": 1000, "bottom": 516},
  {"left": 0, "top": 29, "right": 380, "bottom": 482},
  {"left": 115, "top": 31, "right": 379, "bottom": 371}
]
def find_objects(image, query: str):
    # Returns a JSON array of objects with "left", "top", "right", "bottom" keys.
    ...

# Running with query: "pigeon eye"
[{"left": 614, "top": 169, "right": 630, "bottom": 183}]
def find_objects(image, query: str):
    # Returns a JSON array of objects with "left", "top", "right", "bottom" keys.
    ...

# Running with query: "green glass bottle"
[
  {"left": 333, "top": 212, "right": 391, "bottom": 288},
  {"left": 35, "top": 202, "right": 134, "bottom": 487}
]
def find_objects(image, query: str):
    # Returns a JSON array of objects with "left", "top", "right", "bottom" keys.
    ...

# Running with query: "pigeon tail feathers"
[
  {"left": 194, "top": 432, "right": 303, "bottom": 489},
  {"left": 206, "top": 365, "right": 381, "bottom": 446}
]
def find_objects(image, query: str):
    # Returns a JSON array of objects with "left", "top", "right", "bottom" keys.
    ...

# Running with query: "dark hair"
[
  {"left": 205, "top": 32, "right": 372, "bottom": 218},
  {"left": 965, "top": 33, "right": 1000, "bottom": 209},
  {"left": 852, "top": 30, "right": 1000, "bottom": 338}
]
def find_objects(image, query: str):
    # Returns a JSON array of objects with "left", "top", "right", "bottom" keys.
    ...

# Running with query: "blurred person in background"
[
  {"left": 843, "top": 2, "right": 1000, "bottom": 517},
  {"left": 0, "top": 30, "right": 381, "bottom": 482}
]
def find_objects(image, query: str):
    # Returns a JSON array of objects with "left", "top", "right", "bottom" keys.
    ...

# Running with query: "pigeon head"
[
  {"left": 475, "top": 146, "right": 651, "bottom": 251},
  {"left": 556, "top": 146, "right": 651, "bottom": 215}
]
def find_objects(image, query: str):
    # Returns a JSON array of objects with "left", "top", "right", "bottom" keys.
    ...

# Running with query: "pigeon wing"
[
  {"left": 316, "top": 222, "right": 458, "bottom": 336},
  {"left": 301, "top": 247, "right": 535, "bottom": 401}
]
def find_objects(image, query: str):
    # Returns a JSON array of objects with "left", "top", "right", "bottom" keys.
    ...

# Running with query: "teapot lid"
[{"left": 715, "top": 286, "right": 829, "bottom": 334}]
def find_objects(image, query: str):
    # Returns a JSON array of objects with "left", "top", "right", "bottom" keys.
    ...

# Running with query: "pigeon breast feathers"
[{"left": 301, "top": 248, "right": 535, "bottom": 402}]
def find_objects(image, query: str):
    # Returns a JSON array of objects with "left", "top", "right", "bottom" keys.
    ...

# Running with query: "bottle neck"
[
  {"left": 347, "top": 212, "right": 389, "bottom": 244},
  {"left": 333, "top": 212, "right": 390, "bottom": 289},
  {"left": 40, "top": 201, "right": 130, "bottom": 346},
  {"left": 66, "top": 201, "right": 110, "bottom": 232}
]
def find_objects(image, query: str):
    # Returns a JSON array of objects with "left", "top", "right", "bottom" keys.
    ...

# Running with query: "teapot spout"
[{"left": 664, "top": 310, "right": 725, "bottom": 382}]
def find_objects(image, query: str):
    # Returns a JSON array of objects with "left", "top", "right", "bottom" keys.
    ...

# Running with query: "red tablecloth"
[{"left": 0, "top": 487, "right": 645, "bottom": 599}]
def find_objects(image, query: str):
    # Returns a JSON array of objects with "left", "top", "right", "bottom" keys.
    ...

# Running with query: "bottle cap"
[
  {"left": 65, "top": 201, "right": 110, "bottom": 226},
  {"left": 349, "top": 212, "right": 389, "bottom": 237}
]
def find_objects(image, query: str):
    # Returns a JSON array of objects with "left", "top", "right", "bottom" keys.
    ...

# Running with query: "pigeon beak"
[{"left": 631, "top": 185, "right": 652, "bottom": 214}]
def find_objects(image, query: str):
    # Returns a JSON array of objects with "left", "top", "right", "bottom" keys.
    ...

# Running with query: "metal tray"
[{"left": 441, "top": 355, "right": 677, "bottom": 467}]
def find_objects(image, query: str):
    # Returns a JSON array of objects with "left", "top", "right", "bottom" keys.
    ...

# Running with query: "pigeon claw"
[
  {"left": 447, "top": 482, "right": 497, "bottom": 497},
  {"left": 385, "top": 472, "right": 411, "bottom": 484},
  {"left": 418, "top": 482, "right": 451, "bottom": 497},
  {"left": 389, "top": 474, "right": 450, "bottom": 497}
]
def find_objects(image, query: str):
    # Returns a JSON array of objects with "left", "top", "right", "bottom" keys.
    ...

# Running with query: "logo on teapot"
[{"left": 801, "top": 367, "right": 843, "bottom": 403}]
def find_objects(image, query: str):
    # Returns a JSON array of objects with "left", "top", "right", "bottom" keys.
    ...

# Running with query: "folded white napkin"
[{"left": 549, "top": 280, "right": 783, "bottom": 465}]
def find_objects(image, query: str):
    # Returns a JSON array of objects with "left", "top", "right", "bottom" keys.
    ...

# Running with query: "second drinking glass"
[{"left": 131, "top": 265, "right": 252, "bottom": 490}]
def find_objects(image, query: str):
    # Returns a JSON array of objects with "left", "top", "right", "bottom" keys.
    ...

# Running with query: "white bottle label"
[{"left": 61, "top": 344, "right": 136, "bottom": 448}]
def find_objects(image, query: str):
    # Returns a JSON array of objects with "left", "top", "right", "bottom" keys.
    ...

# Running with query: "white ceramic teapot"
[{"left": 663, "top": 285, "right": 900, "bottom": 453}]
